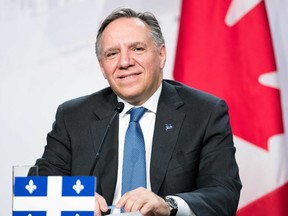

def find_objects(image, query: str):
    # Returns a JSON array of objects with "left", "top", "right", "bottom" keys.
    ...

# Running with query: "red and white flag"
[{"left": 173, "top": 0, "right": 288, "bottom": 215}]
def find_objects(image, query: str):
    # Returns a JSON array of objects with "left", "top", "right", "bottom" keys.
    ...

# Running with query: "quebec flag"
[{"left": 13, "top": 176, "right": 96, "bottom": 216}]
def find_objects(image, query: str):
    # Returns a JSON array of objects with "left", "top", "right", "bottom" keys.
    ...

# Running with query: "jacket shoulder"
[
  {"left": 163, "top": 79, "right": 224, "bottom": 106},
  {"left": 60, "top": 87, "right": 113, "bottom": 109}
]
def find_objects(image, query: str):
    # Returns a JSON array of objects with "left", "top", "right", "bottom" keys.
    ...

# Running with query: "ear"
[{"left": 159, "top": 44, "right": 167, "bottom": 69}]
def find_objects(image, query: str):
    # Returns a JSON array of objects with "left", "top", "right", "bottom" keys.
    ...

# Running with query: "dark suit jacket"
[{"left": 35, "top": 80, "right": 242, "bottom": 215}]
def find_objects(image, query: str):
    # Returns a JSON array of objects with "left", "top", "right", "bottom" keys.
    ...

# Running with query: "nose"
[{"left": 118, "top": 50, "right": 134, "bottom": 69}]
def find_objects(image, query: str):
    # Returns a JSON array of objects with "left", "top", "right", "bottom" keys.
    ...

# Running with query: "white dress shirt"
[{"left": 111, "top": 84, "right": 194, "bottom": 216}]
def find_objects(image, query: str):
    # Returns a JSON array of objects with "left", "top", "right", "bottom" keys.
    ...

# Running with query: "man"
[{"left": 33, "top": 8, "right": 241, "bottom": 216}]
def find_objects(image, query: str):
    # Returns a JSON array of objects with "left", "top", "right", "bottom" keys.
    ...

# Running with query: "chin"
[{"left": 123, "top": 95, "right": 144, "bottom": 105}]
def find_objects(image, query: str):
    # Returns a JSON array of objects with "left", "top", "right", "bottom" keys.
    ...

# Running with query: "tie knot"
[{"left": 129, "top": 107, "right": 147, "bottom": 122}]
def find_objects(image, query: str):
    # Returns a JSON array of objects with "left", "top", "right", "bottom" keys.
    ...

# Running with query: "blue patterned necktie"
[{"left": 122, "top": 107, "right": 147, "bottom": 196}]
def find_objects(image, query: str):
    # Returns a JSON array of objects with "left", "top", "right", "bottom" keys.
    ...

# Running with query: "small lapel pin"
[{"left": 165, "top": 123, "right": 173, "bottom": 131}]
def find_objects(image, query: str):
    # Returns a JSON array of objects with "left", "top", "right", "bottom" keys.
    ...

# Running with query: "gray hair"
[{"left": 95, "top": 8, "right": 165, "bottom": 60}]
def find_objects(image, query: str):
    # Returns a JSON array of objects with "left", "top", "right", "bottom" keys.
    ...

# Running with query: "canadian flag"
[{"left": 173, "top": 0, "right": 288, "bottom": 215}]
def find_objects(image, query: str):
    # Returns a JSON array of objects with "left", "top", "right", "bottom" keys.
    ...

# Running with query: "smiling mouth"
[{"left": 119, "top": 73, "right": 141, "bottom": 79}]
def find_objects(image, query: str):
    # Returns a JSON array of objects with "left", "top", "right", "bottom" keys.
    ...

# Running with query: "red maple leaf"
[{"left": 173, "top": 1, "right": 283, "bottom": 151}]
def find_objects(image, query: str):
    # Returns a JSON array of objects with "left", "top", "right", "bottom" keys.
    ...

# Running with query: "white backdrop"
[{"left": 0, "top": 0, "right": 181, "bottom": 215}]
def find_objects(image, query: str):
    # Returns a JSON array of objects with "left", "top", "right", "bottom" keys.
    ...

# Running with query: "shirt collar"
[{"left": 118, "top": 83, "right": 162, "bottom": 117}]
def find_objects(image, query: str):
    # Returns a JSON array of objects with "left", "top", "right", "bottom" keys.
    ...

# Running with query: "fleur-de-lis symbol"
[
  {"left": 73, "top": 179, "right": 84, "bottom": 194},
  {"left": 28, "top": 214, "right": 32, "bottom": 216},
  {"left": 25, "top": 180, "right": 37, "bottom": 194},
  {"left": 165, "top": 123, "right": 173, "bottom": 131},
  {"left": 75, "top": 214, "right": 80, "bottom": 216}
]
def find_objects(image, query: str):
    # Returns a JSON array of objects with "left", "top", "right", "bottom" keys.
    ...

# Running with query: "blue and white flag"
[{"left": 13, "top": 176, "right": 96, "bottom": 216}]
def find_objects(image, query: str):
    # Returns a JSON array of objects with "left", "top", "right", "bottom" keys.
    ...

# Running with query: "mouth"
[{"left": 118, "top": 72, "right": 142, "bottom": 79}]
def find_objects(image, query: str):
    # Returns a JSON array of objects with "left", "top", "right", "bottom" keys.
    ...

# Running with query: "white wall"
[{"left": 0, "top": 0, "right": 181, "bottom": 214}]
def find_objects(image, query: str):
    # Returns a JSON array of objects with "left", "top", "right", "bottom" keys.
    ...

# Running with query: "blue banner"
[
  {"left": 14, "top": 177, "right": 47, "bottom": 196},
  {"left": 62, "top": 176, "right": 96, "bottom": 196},
  {"left": 13, "top": 176, "right": 96, "bottom": 215}
]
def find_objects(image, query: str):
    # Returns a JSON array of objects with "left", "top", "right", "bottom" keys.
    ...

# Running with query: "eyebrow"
[
  {"left": 130, "top": 41, "right": 146, "bottom": 46},
  {"left": 103, "top": 41, "right": 147, "bottom": 52}
]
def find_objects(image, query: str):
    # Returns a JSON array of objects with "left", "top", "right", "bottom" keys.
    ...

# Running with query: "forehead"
[
  {"left": 101, "top": 17, "right": 151, "bottom": 44},
  {"left": 105, "top": 17, "right": 148, "bottom": 32}
]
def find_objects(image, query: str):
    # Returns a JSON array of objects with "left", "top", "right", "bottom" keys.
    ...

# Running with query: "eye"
[
  {"left": 104, "top": 50, "right": 118, "bottom": 59},
  {"left": 133, "top": 46, "right": 145, "bottom": 53}
]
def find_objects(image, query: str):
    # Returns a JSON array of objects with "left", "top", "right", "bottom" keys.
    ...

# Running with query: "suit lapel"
[
  {"left": 89, "top": 91, "right": 119, "bottom": 204},
  {"left": 150, "top": 81, "right": 185, "bottom": 194},
  {"left": 89, "top": 82, "right": 185, "bottom": 200}
]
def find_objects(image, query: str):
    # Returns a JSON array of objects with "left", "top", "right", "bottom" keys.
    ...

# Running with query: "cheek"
[
  {"left": 137, "top": 56, "right": 154, "bottom": 71},
  {"left": 101, "top": 62, "right": 117, "bottom": 78},
  {"left": 101, "top": 70, "right": 107, "bottom": 79}
]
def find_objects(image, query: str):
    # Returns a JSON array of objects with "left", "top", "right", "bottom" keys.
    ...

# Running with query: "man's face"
[{"left": 98, "top": 17, "right": 166, "bottom": 105}]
